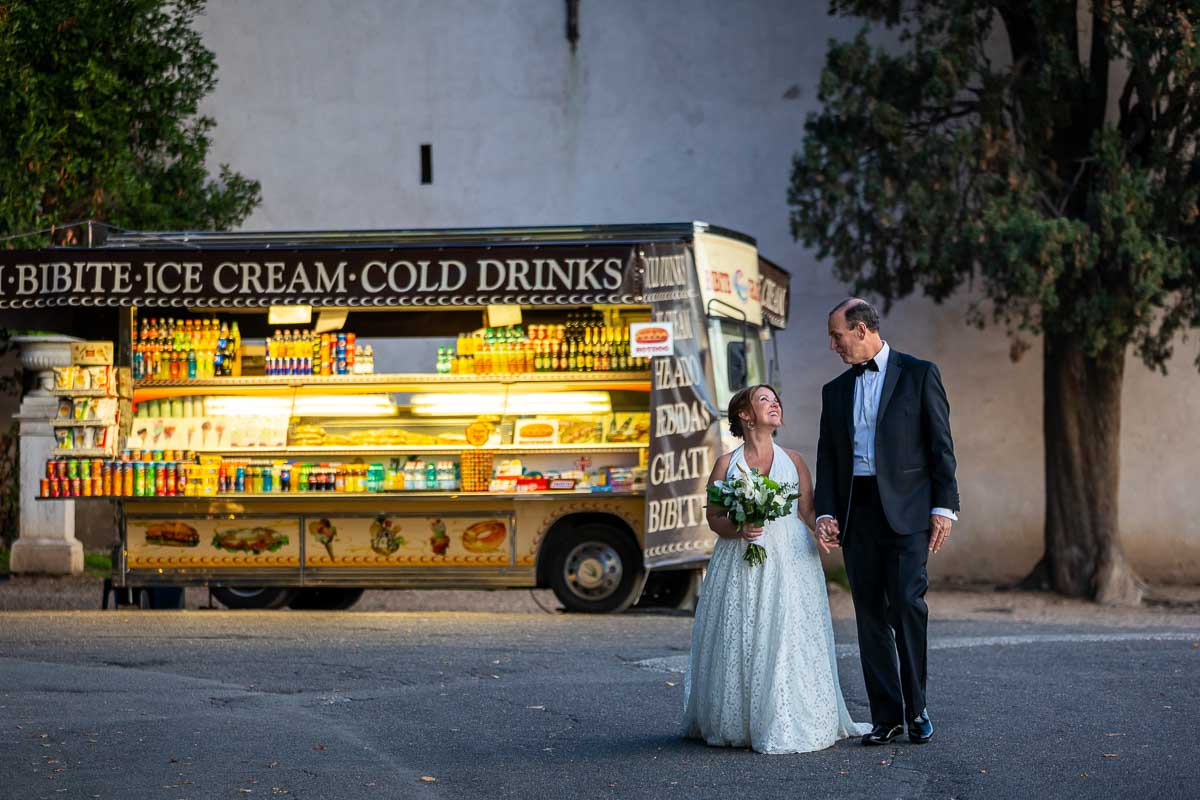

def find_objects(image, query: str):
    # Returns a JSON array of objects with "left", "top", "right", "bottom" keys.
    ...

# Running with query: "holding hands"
[{"left": 814, "top": 517, "right": 840, "bottom": 554}]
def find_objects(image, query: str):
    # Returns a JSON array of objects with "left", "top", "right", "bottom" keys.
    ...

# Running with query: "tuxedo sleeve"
[
  {"left": 815, "top": 383, "right": 837, "bottom": 519},
  {"left": 922, "top": 362, "right": 959, "bottom": 512}
]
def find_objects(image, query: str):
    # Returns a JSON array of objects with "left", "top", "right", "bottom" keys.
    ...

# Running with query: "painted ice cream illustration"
[{"left": 429, "top": 518, "right": 449, "bottom": 557}]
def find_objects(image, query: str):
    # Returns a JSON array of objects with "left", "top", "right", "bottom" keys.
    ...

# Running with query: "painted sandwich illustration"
[
  {"left": 211, "top": 526, "right": 289, "bottom": 554},
  {"left": 144, "top": 521, "right": 200, "bottom": 547}
]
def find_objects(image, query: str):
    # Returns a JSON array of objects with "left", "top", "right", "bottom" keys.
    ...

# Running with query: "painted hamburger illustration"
[
  {"left": 462, "top": 519, "right": 507, "bottom": 554},
  {"left": 144, "top": 521, "right": 200, "bottom": 547},
  {"left": 212, "top": 526, "right": 289, "bottom": 554}
]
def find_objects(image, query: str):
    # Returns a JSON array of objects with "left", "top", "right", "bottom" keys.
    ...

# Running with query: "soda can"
[
  {"left": 40, "top": 478, "right": 49, "bottom": 497},
  {"left": 70, "top": 477, "right": 82, "bottom": 497},
  {"left": 67, "top": 459, "right": 79, "bottom": 479}
]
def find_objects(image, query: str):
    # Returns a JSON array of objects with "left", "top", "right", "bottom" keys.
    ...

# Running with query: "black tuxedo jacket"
[{"left": 815, "top": 349, "right": 959, "bottom": 536}]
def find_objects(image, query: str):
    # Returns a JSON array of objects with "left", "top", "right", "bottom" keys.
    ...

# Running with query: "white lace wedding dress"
[{"left": 681, "top": 442, "right": 870, "bottom": 754}]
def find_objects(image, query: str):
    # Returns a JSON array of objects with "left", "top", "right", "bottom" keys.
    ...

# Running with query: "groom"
[{"left": 814, "top": 299, "right": 959, "bottom": 746}]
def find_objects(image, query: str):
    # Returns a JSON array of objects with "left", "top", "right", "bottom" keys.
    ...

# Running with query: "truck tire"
[
  {"left": 287, "top": 588, "right": 365, "bottom": 610},
  {"left": 546, "top": 522, "right": 643, "bottom": 613},
  {"left": 210, "top": 586, "right": 296, "bottom": 610}
]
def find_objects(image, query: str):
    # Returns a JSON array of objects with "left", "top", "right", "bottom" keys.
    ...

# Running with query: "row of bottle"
[
  {"left": 264, "top": 330, "right": 374, "bottom": 376},
  {"left": 133, "top": 317, "right": 242, "bottom": 381},
  {"left": 215, "top": 459, "right": 458, "bottom": 493},
  {"left": 42, "top": 456, "right": 463, "bottom": 497},
  {"left": 453, "top": 313, "right": 630, "bottom": 355},
  {"left": 438, "top": 339, "right": 645, "bottom": 374}
]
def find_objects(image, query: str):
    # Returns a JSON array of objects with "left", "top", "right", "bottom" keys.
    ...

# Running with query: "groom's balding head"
[
  {"left": 829, "top": 298, "right": 880, "bottom": 333},
  {"left": 828, "top": 298, "right": 883, "bottom": 364}
]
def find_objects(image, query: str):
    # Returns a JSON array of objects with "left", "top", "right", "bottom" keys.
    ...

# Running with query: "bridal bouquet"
[{"left": 706, "top": 463, "right": 799, "bottom": 566}]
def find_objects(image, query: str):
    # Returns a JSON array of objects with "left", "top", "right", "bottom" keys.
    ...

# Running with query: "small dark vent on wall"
[
  {"left": 420, "top": 144, "right": 432, "bottom": 185},
  {"left": 567, "top": 0, "right": 579, "bottom": 50}
]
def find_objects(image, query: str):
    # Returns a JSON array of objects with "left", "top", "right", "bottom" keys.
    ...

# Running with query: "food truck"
[{"left": 3, "top": 223, "right": 790, "bottom": 611}]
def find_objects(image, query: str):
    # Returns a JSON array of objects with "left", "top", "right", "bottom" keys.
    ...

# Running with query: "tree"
[
  {"left": 0, "top": 0, "right": 260, "bottom": 244},
  {"left": 789, "top": 2, "right": 1200, "bottom": 605}
]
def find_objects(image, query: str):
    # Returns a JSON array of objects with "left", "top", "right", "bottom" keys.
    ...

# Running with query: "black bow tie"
[{"left": 852, "top": 358, "right": 879, "bottom": 377}]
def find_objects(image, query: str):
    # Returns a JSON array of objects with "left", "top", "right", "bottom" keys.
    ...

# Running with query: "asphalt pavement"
[{"left": 0, "top": 607, "right": 1197, "bottom": 799}]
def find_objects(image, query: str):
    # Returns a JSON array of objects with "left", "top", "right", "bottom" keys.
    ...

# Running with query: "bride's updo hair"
[{"left": 727, "top": 384, "right": 782, "bottom": 439}]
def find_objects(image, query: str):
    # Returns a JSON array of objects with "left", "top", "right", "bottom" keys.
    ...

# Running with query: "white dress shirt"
[{"left": 819, "top": 342, "right": 957, "bottom": 523}]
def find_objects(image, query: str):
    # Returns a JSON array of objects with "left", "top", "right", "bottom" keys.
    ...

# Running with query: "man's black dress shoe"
[
  {"left": 907, "top": 709, "right": 933, "bottom": 744},
  {"left": 861, "top": 723, "right": 903, "bottom": 746}
]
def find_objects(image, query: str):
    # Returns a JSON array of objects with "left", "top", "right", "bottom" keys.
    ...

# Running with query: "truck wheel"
[
  {"left": 210, "top": 586, "right": 296, "bottom": 610},
  {"left": 288, "top": 588, "right": 365, "bottom": 610},
  {"left": 547, "top": 523, "right": 643, "bottom": 613},
  {"left": 635, "top": 569, "right": 700, "bottom": 609}
]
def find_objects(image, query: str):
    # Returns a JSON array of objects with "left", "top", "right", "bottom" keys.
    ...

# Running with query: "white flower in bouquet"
[{"left": 707, "top": 463, "right": 800, "bottom": 567}]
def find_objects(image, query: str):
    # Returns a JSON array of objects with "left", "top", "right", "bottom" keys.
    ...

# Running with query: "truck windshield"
[{"left": 707, "top": 317, "right": 767, "bottom": 412}]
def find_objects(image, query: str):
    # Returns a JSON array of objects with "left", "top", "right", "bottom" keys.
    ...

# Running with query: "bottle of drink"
[{"left": 228, "top": 321, "right": 241, "bottom": 376}]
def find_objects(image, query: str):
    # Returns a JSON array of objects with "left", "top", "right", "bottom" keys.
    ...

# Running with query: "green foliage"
[
  {"left": 790, "top": 2, "right": 1200, "bottom": 371},
  {"left": 83, "top": 551, "right": 111, "bottom": 577},
  {"left": 0, "top": 0, "right": 261, "bottom": 247}
]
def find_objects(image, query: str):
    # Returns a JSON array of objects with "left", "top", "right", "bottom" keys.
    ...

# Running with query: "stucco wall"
[{"left": 186, "top": 0, "right": 1200, "bottom": 582}]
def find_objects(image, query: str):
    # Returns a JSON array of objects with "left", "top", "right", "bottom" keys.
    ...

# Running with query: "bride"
[{"left": 681, "top": 384, "right": 870, "bottom": 754}]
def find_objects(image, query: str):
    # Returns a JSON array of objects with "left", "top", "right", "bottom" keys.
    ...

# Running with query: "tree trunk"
[{"left": 1021, "top": 333, "right": 1143, "bottom": 605}]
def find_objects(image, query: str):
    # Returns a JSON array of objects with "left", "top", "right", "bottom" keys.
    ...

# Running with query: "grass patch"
[
  {"left": 84, "top": 552, "right": 112, "bottom": 578},
  {"left": 825, "top": 563, "right": 851, "bottom": 591},
  {"left": 0, "top": 547, "right": 110, "bottom": 577}
]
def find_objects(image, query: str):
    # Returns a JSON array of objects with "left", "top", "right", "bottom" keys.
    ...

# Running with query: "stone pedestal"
[{"left": 9, "top": 336, "right": 83, "bottom": 576}]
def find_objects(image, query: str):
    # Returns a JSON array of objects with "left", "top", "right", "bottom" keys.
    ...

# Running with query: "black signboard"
[
  {"left": 0, "top": 245, "right": 644, "bottom": 309},
  {"left": 642, "top": 244, "right": 722, "bottom": 569},
  {"left": 758, "top": 257, "right": 790, "bottom": 329}
]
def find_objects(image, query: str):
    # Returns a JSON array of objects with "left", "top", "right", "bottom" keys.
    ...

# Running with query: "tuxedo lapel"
[
  {"left": 841, "top": 369, "right": 856, "bottom": 442},
  {"left": 877, "top": 351, "right": 903, "bottom": 423}
]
